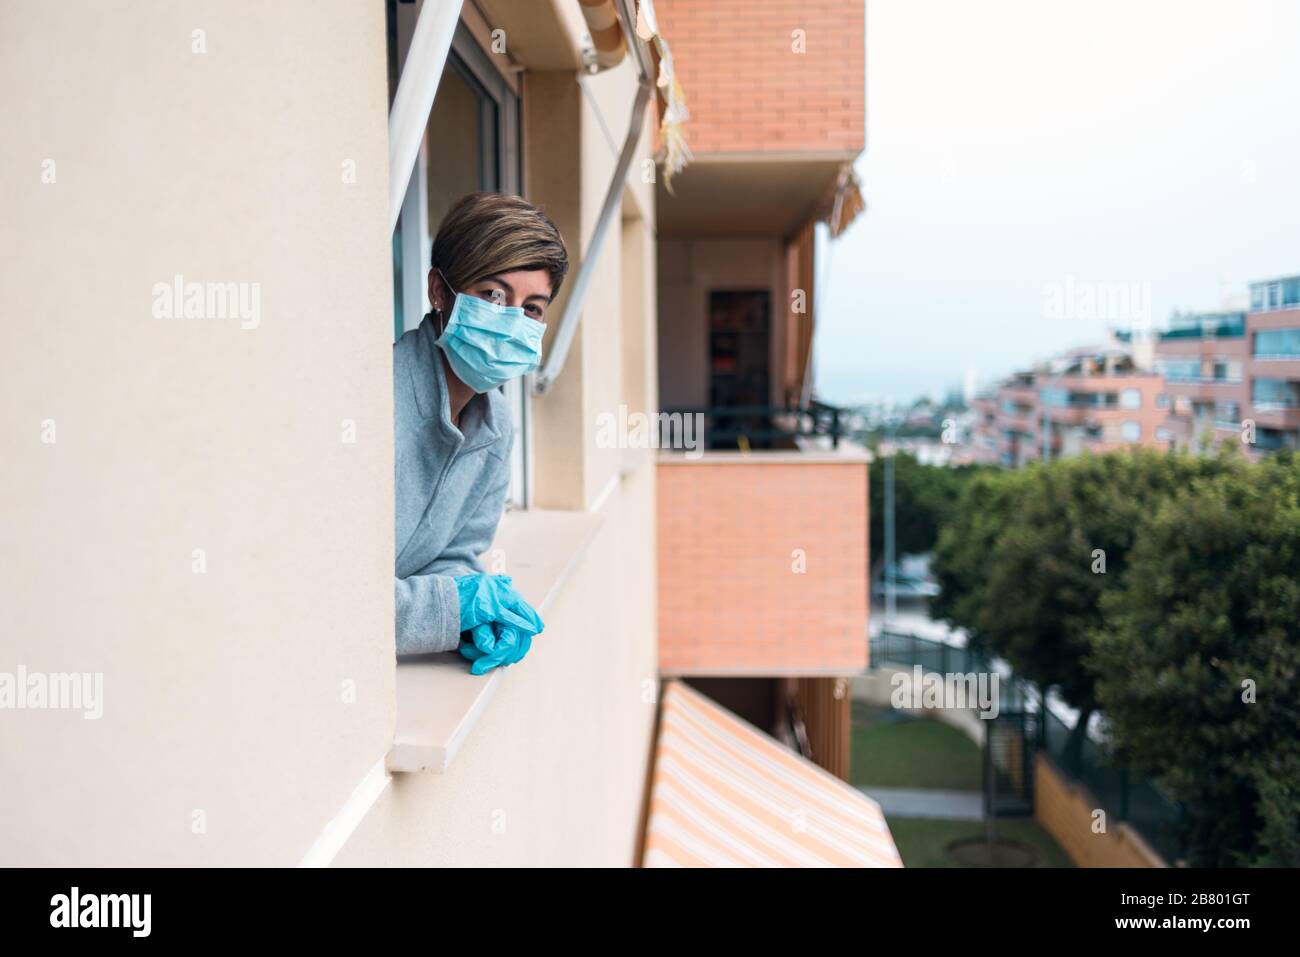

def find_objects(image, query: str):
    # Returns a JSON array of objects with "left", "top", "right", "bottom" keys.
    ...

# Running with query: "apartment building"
[
  {"left": 1245, "top": 275, "right": 1300, "bottom": 453},
  {"left": 972, "top": 343, "right": 1164, "bottom": 467},
  {"left": 1148, "top": 276, "right": 1300, "bottom": 456},
  {"left": 651, "top": 0, "right": 870, "bottom": 781},
  {"left": 2, "top": 0, "right": 900, "bottom": 869},
  {"left": 1151, "top": 311, "right": 1248, "bottom": 454}
]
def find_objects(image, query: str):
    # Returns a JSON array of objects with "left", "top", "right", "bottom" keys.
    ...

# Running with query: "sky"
[{"left": 814, "top": 0, "right": 1300, "bottom": 406}]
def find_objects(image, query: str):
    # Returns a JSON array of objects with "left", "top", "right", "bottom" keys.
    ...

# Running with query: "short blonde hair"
[{"left": 431, "top": 192, "right": 569, "bottom": 298}]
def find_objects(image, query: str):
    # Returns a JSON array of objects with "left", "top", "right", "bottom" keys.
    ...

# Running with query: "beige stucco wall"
[
  {"left": 336, "top": 460, "right": 659, "bottom": 866},
  {"left": 0, "top": 0, "right": 395, "bottom": 866},
  {"left": 0, "top": 1, "right": 658, "bottom": 866}
]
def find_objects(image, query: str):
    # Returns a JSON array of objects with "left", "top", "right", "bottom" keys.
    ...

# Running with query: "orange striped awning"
[{"left": 642, "top": 681, "right": 903, "bottom": 868}]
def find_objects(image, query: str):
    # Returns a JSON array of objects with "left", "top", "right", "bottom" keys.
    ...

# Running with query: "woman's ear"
[{"left": 427, "top": 267, "right": 451, "bottom": 315}]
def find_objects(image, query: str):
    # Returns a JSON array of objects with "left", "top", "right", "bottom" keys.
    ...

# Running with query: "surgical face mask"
[{"left": 433, "top": 270, "right": 547, "bottom": 393}]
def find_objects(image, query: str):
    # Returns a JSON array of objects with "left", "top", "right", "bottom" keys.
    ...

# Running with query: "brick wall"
[
  {"left": 657, "top": 458, "right": 869, "bottom": 673},
  {"left": 654, "top": 0, "right": 865, "bottom": 155}
]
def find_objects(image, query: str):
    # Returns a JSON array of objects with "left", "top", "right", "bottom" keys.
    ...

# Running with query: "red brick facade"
[
  {"left": 657, "top": 458, "right": 869, "bottom": 674},
  {"left": 655, "top": 0, "right": 865, "bottom": 155}
]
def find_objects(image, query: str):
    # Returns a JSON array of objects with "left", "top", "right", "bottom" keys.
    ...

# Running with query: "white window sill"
[{"left": 386, "top": 506, "right": 606, "bottom": 774}]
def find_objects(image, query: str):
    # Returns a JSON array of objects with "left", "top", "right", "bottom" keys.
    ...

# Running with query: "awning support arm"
[{"left": 532, "top": 0, "right": 654, "bottom": 396}]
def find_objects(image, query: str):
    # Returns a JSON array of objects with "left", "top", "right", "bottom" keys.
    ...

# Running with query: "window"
[
  {"left": 1155, "top": 393, "right": 1169, "bottom": 409},
  {"left": 389, "top": 9, "right": 529, "bottom": 506},
  {"left": 1120, "top": 421, "right": 1141, "bottom": 442},
  {"left": 1254, "top": 328, "right": 1300, "bottom": 359},
  {"left": 1039, "top": 387, "right": 1069, "bottom": 408},
  {"left": 1209, "top": 359, "right": 1242, "bottom": 382},
  {"left": 1257, "top": 428, "right": 1299, "bottom": 451},
  {"left": 1119, "top": 388, "right": 1141, "bottom": 409},
  {"left": 1253, "top": 378, "right": 1300, "bottom": 409},
  {"left": 1161, "top": 358, "right": 1201, "bottom": 382},
  {"left": 1214, "top": 402, "right": 1240, "bottom": 426},
  {"left": 1250, "top": 278, "right": 1300, "bottom": 312}
]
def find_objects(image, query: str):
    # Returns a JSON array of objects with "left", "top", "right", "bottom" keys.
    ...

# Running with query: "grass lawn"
[
  {"left": 850, "top": 701, "right": 983, "bottom": 790},
  {"left": 886, "top": 817, "right": 1075, "bottom": 868}
]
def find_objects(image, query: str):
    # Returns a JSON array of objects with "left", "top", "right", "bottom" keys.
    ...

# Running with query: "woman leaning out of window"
[{"left": 394, "top": 192, "right": 568, "bottom": 675}]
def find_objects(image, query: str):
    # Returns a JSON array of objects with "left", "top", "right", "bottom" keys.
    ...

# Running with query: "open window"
[{"left": 388, "top": 1, "right": 529, "bottom": 506}]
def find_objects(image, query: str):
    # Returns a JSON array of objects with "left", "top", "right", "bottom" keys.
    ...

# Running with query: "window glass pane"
[
  {"left": 1161, "top": 359, "right": 1200, "bottom": 381},
  {"left": 1253, "top": 378, "right": 1300, "bottom": 407},
  {"left": 1121, "top": 421, "right": 1141, "bottom": 442},
  {"left": 426, "top": 63, "right": 489, "bottom": 250},
  {"left": 1255, "top": 328, "right": 1300, "bottom": 358},
  {"left": 1285, "top": 278, "right": 1300, "bottom": 307},
  {"left": 1120, "top": 388, "right": 1141, "bottom": 409}
]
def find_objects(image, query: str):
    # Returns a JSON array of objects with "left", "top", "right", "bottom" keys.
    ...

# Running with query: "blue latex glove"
[
  {"left": 459, "top": 622, "right": 534, "bottom": 675},
  {"left": 454, "top": 574, "right": 544, "bottom": 636}
]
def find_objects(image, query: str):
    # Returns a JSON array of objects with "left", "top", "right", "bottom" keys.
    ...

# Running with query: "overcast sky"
[{"left": 815, "top": 0, "right": 1300, "bottom": 406}]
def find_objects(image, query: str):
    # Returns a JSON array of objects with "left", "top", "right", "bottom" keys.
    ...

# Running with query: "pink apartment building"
[
  {"left": 972, "top": 346, "right": 1165, "bottom": 467},
  {"left": 1152, "top": 311, "right": 1248, "bottom": 454},
  {"left": 1244, "top": 275, "right": 1300, "bottom": 453}
]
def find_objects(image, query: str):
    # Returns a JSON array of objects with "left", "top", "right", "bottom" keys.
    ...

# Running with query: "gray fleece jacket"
[{"left": 394, "top": 311, "right": 513, "bottom": 655}]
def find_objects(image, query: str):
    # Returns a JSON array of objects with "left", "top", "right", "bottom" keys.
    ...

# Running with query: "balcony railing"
[{"left": 661, "top": 401, "right": 846, "bottom": 450}]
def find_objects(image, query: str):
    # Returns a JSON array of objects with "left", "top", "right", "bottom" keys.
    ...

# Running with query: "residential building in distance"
[
  {"left": 971, "top": 338, "right": 1164, "bottom": 467},
  {"left": 1245, "top": 275, "right": 1300, "bottom": 453},
  {"left": 974, "top": 272, "right": 1300, "bottom": 468},
  {"left": 1152, "top": 310, "right": 1248, "bottom": 454}
]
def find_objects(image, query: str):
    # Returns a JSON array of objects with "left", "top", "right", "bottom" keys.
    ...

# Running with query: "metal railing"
[
  {"left": 661, "top": 400, "right": 846, "bottom": 450},
  {"left": 1041, "top": 708, "right": 1185, "bottom": 864}
]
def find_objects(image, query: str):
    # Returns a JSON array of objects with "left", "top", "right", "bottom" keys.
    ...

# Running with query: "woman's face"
[{"left": 431, "top": 268, "right": 554, "bottom": 323}]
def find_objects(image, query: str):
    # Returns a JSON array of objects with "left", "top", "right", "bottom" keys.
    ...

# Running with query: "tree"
[
  {"left": 1088, "top": 454, "right": 1300, "bottom": 865},
  {"left": 933, "top": 450, "right": 1236, "bottom": 763}
]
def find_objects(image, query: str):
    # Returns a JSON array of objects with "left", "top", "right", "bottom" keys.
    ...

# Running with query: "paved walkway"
[{"left": 859, "top": 787, "right": 983, "bottom": 820}]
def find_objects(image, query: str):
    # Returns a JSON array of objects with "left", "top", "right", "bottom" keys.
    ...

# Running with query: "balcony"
[
  {"left": 661, "top": 402, "right": 848, "bottom": 452},
  {"left": 656, "top": 446, "right": 869, "bottom": 675},
  {"left": 1162, "top": 376, "right": 1246, "bottom": 403},
  {"left": 1251, "top": 404, "right": 1300, "bottom": 430},
  {"left": 1248, "top": 357, "right": 1300, "bottom": 382},
  {"left": 1043, "top": 404, "right": 1093, "bottom": 426}
]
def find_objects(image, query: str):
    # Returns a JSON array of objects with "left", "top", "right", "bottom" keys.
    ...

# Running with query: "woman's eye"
[{"left": 526, "top": 306, "right": 544, "bottom": 320}]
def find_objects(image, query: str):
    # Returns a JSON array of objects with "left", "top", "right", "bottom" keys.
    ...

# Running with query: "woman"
[{"left": 394, "top": 192, "right": 568, "bottom": 674}]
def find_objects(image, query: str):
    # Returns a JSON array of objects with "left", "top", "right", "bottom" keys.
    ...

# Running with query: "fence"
[
  {"left": 1041, "top": 708, "right": 1185, "bottom": 864},
  {"left": 871, "top": 630, "right": 1185, "bottom": 862},
  {"left": 870, "top": 630, "right": 1032, "bottom": 713}
]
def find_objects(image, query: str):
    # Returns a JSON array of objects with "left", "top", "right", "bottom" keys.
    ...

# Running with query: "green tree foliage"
[
  {"left": 934, "top": 452, "right": 1234, "bottom": 713},
  {"left": 1088, "top": 454, "right": 1300, "bottom": 866}
]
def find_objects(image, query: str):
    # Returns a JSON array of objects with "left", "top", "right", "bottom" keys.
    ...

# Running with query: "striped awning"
[{"left": 643, "top": 681, "right": 903, "bottom": 868}]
